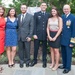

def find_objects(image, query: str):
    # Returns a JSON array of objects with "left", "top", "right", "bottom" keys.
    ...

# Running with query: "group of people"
[{"left": 0, "top": 2, "right": 75, "bottom": 74}]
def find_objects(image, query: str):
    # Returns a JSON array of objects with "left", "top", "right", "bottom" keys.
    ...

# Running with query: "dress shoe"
[
  {"left": 42, "top": 63, "right": 47, "bottom": 68},
  {"left": 26, "top": 63, "right": 29, "bottom": 67},
  {"left": 63, "top": 69, "right": 70, "bottom": 74},
  {"left": 8, "top": 65, "right": 12, "bottom": 68},
  {"left": 30, "top": 61, "right": 37, "bottom": 67},
  {"left": 58, "top": 65, "right": 65, "bottom": 69},
  {"left": 19, "top": 63, "right": 24, "bottom": 68},
  {"left": 11, "top": 63, "right": 15, "bottom": 67},
  {"left": 0, "top": 67, "right": 3, "bottom": 73}
]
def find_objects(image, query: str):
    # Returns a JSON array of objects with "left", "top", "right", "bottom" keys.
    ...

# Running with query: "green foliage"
[
  {"left": 0, "top": 0, "right": 1, "bottom": 4},
  {"left": 9, "top": 0, "right": 41, "bottom": 14},
  {"left": 9, "top": 0, "right": 75, "bottom": 14},
  {"left": 72, "top": 47, "right": 75, "bottom": 56}
]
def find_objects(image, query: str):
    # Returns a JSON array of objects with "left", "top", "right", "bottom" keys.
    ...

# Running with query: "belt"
[{"left": 50, "top": 30, "right": 58, "bottom": 32}]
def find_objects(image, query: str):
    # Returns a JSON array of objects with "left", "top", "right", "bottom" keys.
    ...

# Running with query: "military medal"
[
  {"left": 66, "top": 20, "right": 71, "bottom": 28},
  {"left": 70, "top": 37, "right": 75, "bottom": 43}
]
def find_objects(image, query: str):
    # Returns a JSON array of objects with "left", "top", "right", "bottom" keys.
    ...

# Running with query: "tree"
[
  {"left": 0, "top": 0, "right": 2, "bottom": 5},
  {"left": 9, "top": 0, "right": 75, "bottom": 14},
  {"left": 9, "top": 0, "right": 39, "bottom": 14}
]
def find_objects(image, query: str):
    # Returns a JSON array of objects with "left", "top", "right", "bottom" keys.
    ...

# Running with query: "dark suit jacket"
[
  {"left": 61, "top": 13, "right": 75, "bottom": 46},
  {"left": 34, "top": 11, "right": 50, "bottom": 40},
  {"left": 17, "top": 13, "right": 34, "bottom": 41}
]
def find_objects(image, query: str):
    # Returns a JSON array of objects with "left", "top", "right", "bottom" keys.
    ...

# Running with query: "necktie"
[
  {"left": 22, "top": 14, "right": 24, "bottom": 22},
  {"left": 42, "top": 12, "right": 45, "bottom": 15}
]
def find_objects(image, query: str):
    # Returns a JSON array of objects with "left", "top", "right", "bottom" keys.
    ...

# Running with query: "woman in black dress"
[{"left": 47, "top": 7, "right": 62, "bottom": 70}]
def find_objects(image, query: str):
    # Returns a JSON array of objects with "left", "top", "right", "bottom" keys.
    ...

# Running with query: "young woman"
[
  {"left": 0, "top": 5, "right": 6, "bottom": 73},
  {"left": 47, "top": 7, "right": 62, "bottom": 70},
  {"left": 5, "top": 8, "right": 17, "bottom": 68}
]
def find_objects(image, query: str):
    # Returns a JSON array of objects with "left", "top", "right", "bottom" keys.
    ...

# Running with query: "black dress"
[{"left": 48, "top": 31, "right": 61, "bottom": 48}]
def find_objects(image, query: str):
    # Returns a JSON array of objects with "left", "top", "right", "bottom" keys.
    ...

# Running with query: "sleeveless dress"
[
  {"left": 0, "top": 17, "right": 6, "bottom": 54},
  {"left": 5, "top": 17, "right": 18, "bottom": 46},
  {"left": 48, "top": 19, "right": 60, "bottom": 48}
]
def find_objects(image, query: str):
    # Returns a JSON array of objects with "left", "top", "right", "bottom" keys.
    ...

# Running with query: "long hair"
[
  {"left": 50, "top": 6, "right": 60, "bottom": 18},
  {"left": 0, "top": 5, "right": 5, "bottom": 17},
  {"left": 7, "top": 8, "right": 17, "bottom": 17}
]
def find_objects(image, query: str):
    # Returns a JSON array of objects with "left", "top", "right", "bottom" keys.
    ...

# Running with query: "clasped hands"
[
  {"left": 48, "top": 36, "right": 57, "bottom": 41},
  {"left": 33, "top": 35, "right": 57, "bottom": 41}
]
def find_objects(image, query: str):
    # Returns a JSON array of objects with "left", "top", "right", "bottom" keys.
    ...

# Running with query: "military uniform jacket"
[
  {"left": 61, "top": 13, "right": 75, "bottom": 46},
  {"left": 34, "top": 11, "right": 50, "bottom": 40}
]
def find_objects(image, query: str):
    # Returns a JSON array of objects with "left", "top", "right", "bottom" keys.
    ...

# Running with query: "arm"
[
  {"left": 5, "top": 17, "right": 7, "bottom": 22},
  {"left": 47, "top": 18, "right": 53, "bottom": 41},
  {"left": 70, "top": 17, "right": 75, "bottom": 47},
  {"left": 27, "top": 15, "right": 34, "bottom": 38},
  {"left": 33, "top": 13, "right": 38, "bottom": 39},
  {"left": 33, "top": 13, "right": 37, "bottom": 35},
  {"left": 16, "top": 14, "right": 21, "bottom": 29}
]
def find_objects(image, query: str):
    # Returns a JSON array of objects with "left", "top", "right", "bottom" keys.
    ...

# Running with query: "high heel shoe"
[
  {"left": 11, "top": 63, "right": 15, "bottom": 67},
  {"left": 49, "top": 65, "right": 54, "bottom": 69},
  {"left": 0, "top": 67, "right": 3, "bottom": 73},
  {"left": 8, "top": 65, "right": 12, "bottom": 68},
  {"left": 49, "top": 64, "right": 54, "bottom": 69},
  {"left": 52, "top": 66, "right": 58, "bottom": 71}
]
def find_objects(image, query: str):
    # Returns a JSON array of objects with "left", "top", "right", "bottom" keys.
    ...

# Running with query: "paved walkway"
[{"left": 0, "top": 64, "right": 75, "bottom": 75}]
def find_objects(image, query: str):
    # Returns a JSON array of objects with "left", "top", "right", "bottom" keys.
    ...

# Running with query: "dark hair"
[
  {"left": 21, "top": 3, "right": 27, "bottom": 8},
  {"left": 7, "top": 8, "right": 17, "bottom": 17},
  {"left": 41, "top": 2, "right": 47, "bottom": 4},
  {"left": 0, "top": 5, "right": 5, "bottom": 16},
  {"left": 40, "top": 2, "right": 47, "bottom": 6},
  {"left": 50, "top": 6, "right": 60, "bottom": 17}
]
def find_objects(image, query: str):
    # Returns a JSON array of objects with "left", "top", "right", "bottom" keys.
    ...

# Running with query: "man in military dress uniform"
[
  {"left": 59, "top": 4, "right": 75, "bottom": 74},
  {"left": 30, "top": 2, "right": 49, "bottom": 68}
]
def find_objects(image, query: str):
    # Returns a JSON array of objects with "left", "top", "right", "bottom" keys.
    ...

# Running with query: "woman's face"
[
  {"left": 9, "top": 9, "right": 15, "bottom": 17},
  {"left": 0, "top": 7, "right": 4, "bottom": 16},
  {"left": 51, "top": 9, "right": 57, "bottom": 17}
]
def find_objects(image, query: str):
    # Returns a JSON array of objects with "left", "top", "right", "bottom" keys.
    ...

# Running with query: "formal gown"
[
  {"left": 5, "top": 17, "right": 18, "bottom": 46},
  {"left": 0, "top": 17, "right": 6, "bottom": 54}
]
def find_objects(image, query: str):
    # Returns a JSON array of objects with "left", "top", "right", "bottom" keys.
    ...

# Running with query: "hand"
[
  {"left": 33, "top": 35, "right": 38, "bottom": 39},
  {"left": 26, "top": 37, "right": 31, "bottom": 42},
  {"left": 52, "top": 37, "right": 57, "bottom": 41},
  {"left": 48, "top": 36, "right": 53, "bottom": 41},
  {"left": 69, "top": 44, "right": 74, "bottom": 47}
]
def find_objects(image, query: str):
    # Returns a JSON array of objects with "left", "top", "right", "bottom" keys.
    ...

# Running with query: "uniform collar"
[
  {"left": 65, "top": 13, "right": 70, "bottom": 18},
  {"left": 41, "top": 11, "right": 46, "bottom": 14}
]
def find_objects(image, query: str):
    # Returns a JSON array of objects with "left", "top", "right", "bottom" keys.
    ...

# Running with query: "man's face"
[
  {"left": 20, "top": 5, "right": 27, "bottom": 14},
  {"left": 63, "top": 5, "right": 71, "bottom": 15},
  {"left": 40, "top": 3, "right": 47, "bottom": 11}
]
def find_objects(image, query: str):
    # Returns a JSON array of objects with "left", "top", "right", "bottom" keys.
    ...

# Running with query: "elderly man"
[{"left": 59, "top": 4, "right": 75, "bottom": 74}]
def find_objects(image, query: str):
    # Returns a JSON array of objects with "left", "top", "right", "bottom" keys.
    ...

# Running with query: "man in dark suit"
[
  {"left": 59, "top": 4, "right": 75, "bottom": 74},
  {"left": 30, "top": 2, "right": 49, "bottom": 68},
  {"left": 17, "top": 4, "right": 34, "bottom": 68}
]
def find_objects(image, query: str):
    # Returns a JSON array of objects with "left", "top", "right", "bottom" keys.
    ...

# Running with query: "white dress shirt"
[{"left": 21, "top": 13, "right": 26, "bottom": 22}]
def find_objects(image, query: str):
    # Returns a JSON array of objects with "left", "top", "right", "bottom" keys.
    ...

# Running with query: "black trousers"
[
  {"left": 34, "top": 39, "right": 47, "bottom": 63},
  {"left": 18, "top": 40, "right": 31, "bottom": 64}
]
